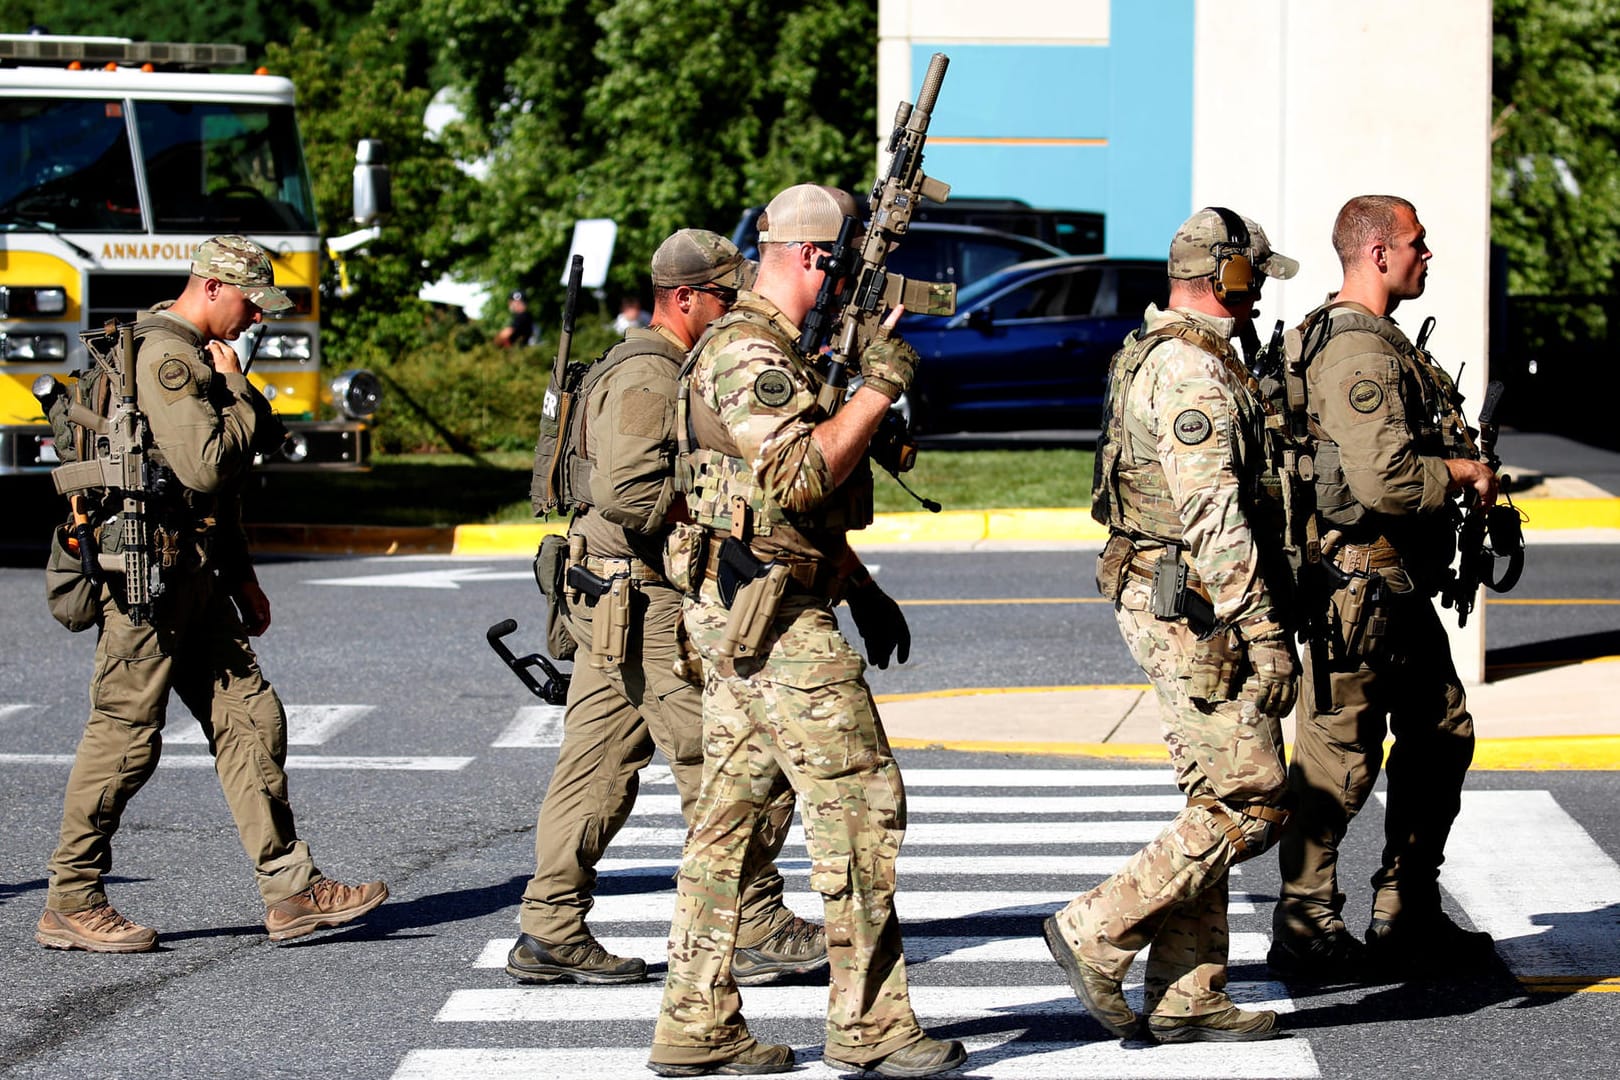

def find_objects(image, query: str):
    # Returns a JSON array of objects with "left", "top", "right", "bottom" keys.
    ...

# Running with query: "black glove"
[
  {"left": 1247, "top": 635, "right": 1299, "bottom": 718},
  {"left": 846, "top": 580, "right": 911, "bottom": 669}
]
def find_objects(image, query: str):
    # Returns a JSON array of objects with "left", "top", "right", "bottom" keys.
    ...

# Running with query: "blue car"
[{"left": 896, "top": 256, "right": 1167, "bottom": 434}]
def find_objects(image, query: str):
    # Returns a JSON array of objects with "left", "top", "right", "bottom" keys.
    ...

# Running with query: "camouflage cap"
[
  {"left": 191, "top": 235, "right": 292, "bottom": 312},
  {"left": 650, "top": 229, "right": 747, "bottom": 288},
  {"left": 756, "top": 184, "right": 858, "bottom": 244},
  {"left": 1168, "top": 208, "right": 1299, "bottom": 282}
]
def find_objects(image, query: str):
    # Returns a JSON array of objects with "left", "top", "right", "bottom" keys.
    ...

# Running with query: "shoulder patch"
[
  {"left": 753, "top": 368, "right": 795, "bottom": 408},
  {"left": 1172, "top": 408, "right": 1213, "bottom": 446},
  {"left": 157, "top": 358, "right": 192, "bottom": 392},
  {"left": 1349, "top": 378, "right": 1384, "bottom": 414}
]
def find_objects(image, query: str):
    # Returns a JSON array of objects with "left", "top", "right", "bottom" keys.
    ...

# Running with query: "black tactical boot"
[
  {"left": 1267, "top": 927, "right": 1368, "bottom": 982},
  {"left": 732, "top": 915, "right": 828, "bottom": 985},
  {"left": 505, "top": 932, "right": 646, "bottom": 985},
  {"left": 1366, "top": 910, "right": 1495, "bottom": 976}
]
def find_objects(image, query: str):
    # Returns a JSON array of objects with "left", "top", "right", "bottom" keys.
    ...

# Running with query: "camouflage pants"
[
  {"left": 46, "top": 570, "right": 319, "bottom": 912},
  {"left": 1275, "top": 590, "right": 1473, "bottom": 940},
  {"left": 520, "top": 579, "right": 794, "bottom": 946},
  {"left": 1055, "top": 577, "right": 1286, "bottom": 1019},
  {"left": 651, "top": 580, "right": 924, "bottom": 1068}
]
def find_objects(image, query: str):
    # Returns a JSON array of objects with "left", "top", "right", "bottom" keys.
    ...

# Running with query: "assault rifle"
[
  {"left": 34, "top": 321, "right": 164, "bottom": 624},
  {"left": 485, "top": 619, "right": 570, "bottom": 705},
  {"left": 799, "top": 52, "right": 956, "bottom": 510},
  {"left": 1440, "top": 379, "right": 1525, "bottom": 626},
  {"left": 533, "top": 254, "right": 587, "bottom": 514}
]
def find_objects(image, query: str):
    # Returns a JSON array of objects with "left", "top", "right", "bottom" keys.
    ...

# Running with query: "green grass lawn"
[{"left": 241, "top": 447, "right": 1095, "bottom": 527}]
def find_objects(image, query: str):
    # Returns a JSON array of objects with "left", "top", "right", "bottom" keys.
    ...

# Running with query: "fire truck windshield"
[{"left": 0, "top": 98, "right": 317, "bottom": 235}]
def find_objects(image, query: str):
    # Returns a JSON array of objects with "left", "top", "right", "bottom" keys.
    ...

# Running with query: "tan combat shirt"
[{"left": 1123, "top": 304, "right": 1275, "bottom": 629}]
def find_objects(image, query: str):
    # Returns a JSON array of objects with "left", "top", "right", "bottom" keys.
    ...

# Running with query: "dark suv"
[{"left": 896, "top": 255, "right": 1168, "bottom": 434}]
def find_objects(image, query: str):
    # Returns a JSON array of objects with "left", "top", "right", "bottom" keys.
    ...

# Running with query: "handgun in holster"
[
  {"left": 1149, "top": 544, "right": 1217, "bottom": 638},
  {"left": 714, "top": 496, "right": 789, "bottom": 672},
  {"left": 566, "top": 563, "right": 631, "bottom": 669}
]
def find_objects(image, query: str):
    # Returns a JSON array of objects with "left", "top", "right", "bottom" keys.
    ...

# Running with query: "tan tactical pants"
[
  {"left": 1275, "top": 589, "right": 1473, "bottom": 940},
  {"left": 651, "top": 583, "right": 925, "bottom": 1070},
  {"left": 520, "top": 578, "right": 794, "bottom": 946},
  {"left": 46, "top": 571, "right": 319, "bottom": 913},
  {"left": 1055, "top": 578, "right": 1287, "bottom": 1019}
]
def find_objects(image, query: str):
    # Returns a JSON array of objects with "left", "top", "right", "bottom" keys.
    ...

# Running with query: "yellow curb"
[
  {"left": 452, "top": 521, "right": 565, "bottom": 555},
  {"left": 887, "top": 737, "right": 1171, "bottom": 762},
  {"left": 1519, "top": 976, "right": 1620, "bottom": 994},
  {"left": 1516, "top": 497, "right": 1620, "bottom": 531}
]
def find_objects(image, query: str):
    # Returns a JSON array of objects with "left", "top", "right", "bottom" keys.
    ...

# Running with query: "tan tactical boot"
[
  {"left": 825, "top": 1036, "right": 968, "bottom": 1078},
  {"left": 264, "top": 878, "right": 388, "bottom": 943},
  {"left": 1042, "top": 915, "right": 1138, "bottom": 1038},
  {"left": 733, "top": 914, "right": 828, "bottom": 985},
  {"left": 647, "top": 1041, "right": 794, "bottom": 1076},
  {"left": 36, "top": 902, "right": 157, "bottom": 953},
  {"left": 1148, "top": 1005, "right": 1281, "bottom": 1043},
  {"left": 505, "top": 932, "right": 645, "bottom": 985}
]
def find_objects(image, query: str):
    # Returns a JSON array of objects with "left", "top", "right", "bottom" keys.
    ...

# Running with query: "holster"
[
  {"left": 716, "top": 562, "right": 790, "bottom": 676},
  {"left": 589, "top": 574, "right": 633, "bottom": 669},
  {"left": 1147, "top": 544, "right": 1217, "bottom": 638}
]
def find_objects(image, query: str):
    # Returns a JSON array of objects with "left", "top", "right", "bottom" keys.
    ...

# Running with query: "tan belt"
[
  {"left": 583, "top": 553, "right": 665, "bottom": 584},
  {"left": 1124, "top": 551, "right": 1206, "bottom": 592},
  {"left": 701, "top": 545, "right": 842, "bottom": 600},
  {"left": 1333, "top": 537, "right": 1402, "bottom": 574}
]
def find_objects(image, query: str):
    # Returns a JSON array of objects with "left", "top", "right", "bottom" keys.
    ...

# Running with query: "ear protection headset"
[{"left": 1206, "top": 206, "right": 1260, "bottom": 303}]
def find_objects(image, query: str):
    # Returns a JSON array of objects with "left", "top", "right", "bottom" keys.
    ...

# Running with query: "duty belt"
[
  {"left": 1125, "top": 550, "right": 1206, "bottom": 591},
  {"left": 701, "top": 545, "right": 842, "bottom": 600},
  {"left": 1332, "top": 537, "right": 1403, "bottom": 575},
  {"left": 583, "top": 553, "right": 665, "bottom": 584}
]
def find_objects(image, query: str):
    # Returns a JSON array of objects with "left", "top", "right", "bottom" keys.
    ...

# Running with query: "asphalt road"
[{"left": 1, "top": 548, "right": 1618, "bottom": 1078}]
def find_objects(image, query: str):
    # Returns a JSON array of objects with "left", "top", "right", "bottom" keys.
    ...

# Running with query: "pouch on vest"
[
  {"left": 663, "top": 521, "right": 707, "bottom": 595},
  {"left": 45, "top": 525, "right": 100, "bottom": 632},
  {"left": 533, "top": 533, "right": 577, "bottom": 661},
  {"left": 1095, "top": 534, "right": 1133, "bottom": 603},
  {"left": 1182, "top": 629, "right": 1243, "bottom": 703}
]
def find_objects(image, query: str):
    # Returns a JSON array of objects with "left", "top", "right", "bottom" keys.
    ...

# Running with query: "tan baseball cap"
[
  {"left": 191, "top": 235, "right": 292, "bottom": 312},
  {"left": 1168, "top": 208, "right": 1299, "bottom": 282},
  {"left": 650, "top": 229, "right": 748, "bottom": 288},
  {"left": 756, "top": 184, "right": 858, "bottom": 244}
]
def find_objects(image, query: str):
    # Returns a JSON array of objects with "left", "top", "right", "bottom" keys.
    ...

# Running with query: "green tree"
[
  {"left": 1493, "top": 0, "right": 1620, "bottom": 297},
  {"left": 412, "top": 0, "right": 878, "bottom": 317}
]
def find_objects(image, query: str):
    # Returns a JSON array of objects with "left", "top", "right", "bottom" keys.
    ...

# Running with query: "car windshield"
[
  {"left": 0, "top": 98, "right": 143, "bottom": 232},
  {"left": 137, "top": 101, "right": 317, "bottom": 232},
  {"left": 953, "top": 263, "right": 1061, "bottom": 313}
]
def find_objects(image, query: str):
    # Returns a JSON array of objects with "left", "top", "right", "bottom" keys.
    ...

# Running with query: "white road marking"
[
  {"left": 593, "top": 855, "right": 1240, "bottom": 878},
  {"left": 583, "top": 890, "right": 1255, "bottom": 924},
  {"left": 614, "top": 819, "right": 1178, "bottom": 847},
  {"left": 491, "top": 705, "right": 565, "bottom": 748},
  {"left": 0, "top": 753, "right": 472, "bottom": 771},
  {"left": 164, "top": 704, "right": 374, "bottom": 746},
  {"left": 306, "top": 567, "right": 534, "bottom": 589},
  {"left": 633, "top": 767, "right": 1177, "bottom": 789},
  {"left": 0, "top": 704, "right": 39, "bottom": 723},
  {"left": 1427, "top": 789, "right": 1620, "bottom": 983},
  {"left": 626, "top": 793, "right": 1188, "bottom": 817}
]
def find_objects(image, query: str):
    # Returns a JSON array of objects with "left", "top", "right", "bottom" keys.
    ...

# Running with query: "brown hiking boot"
[
  {"left": 1148, "top": 1005, "right": 1281, "bottom": 1043},
  {"left": 733, "top": 914, "right": 828, "bottom": 985},
  {"left": 506, "top": 932, "right": 646, "bottom": 985},
  {"left": 647, "top": 1041, "right": 794, "bottom": 1076},
  {"left": 825, "top": 1036, "right": 968, "bottom": 1077},
  {"left": 264, "top": 878, "right": 387, "bottom": 942},
  {"left": 36, "top": 903, "right": 157, "bottom": 953},
  {"left": 1042, "top": 915, "right": 1137, "bottom": 1038}
]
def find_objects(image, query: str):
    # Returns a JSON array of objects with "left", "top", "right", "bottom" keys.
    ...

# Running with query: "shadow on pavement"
[{"left": 1487, "top": 629, "right": 1620, "bottom": 677}]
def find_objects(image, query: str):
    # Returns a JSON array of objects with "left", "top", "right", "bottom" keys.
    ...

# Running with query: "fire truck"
[{"left": 0, "top": 33, "right": 387, "bottom": 473}]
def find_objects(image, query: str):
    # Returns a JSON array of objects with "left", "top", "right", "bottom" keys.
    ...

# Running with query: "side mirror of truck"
[{"left": 352, "top": 139, "right": 392, "bottom": 226}]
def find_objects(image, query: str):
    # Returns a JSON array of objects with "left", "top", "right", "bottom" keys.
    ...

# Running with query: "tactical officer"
[
  {"left": 647, "top": 185, "right": 966, "bottom": 1078},
  {"left": 1269, "top": 195, "right": 1497, "bottom": 981},
  {"left": 1045, "top": 208, "right": 1299, "bottom": 1043},
  {"left": 36, "top": 236, "right": 387, "bottom": 953},
  {"left": 508, "top": 229, "right": 825, "bottom": 986}
]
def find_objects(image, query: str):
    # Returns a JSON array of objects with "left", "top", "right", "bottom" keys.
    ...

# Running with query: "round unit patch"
[
  {"left": 1349, "top": 379, "right": 1385, "bottom": 414},
  {"left": 753, "top": 368, "right": 795, "bottom": 408},
  {"left": 1172, "top": 408, "right": 1213, "bottom": 446},
  {"left": 157, "top": 358, "right": 192, "bottom": 392}
]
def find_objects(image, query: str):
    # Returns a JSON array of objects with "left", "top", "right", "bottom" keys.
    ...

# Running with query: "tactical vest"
[
  {"left": 675, "top": 301, "right": 873, "bottom": 550},
  {"left": 1281, "top": 304, "right": 1476, "bottom": 531},
  {"left": 1091, "top": 316, "right": 1270, "bottom": 546},
  {"left": 530, "top": 331, "right": 683, "bottom": 518}
]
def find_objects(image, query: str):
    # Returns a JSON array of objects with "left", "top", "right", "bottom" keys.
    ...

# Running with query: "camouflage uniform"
[
  {"left": 1274, "top": 301, "right": 1475, "bottom": 945},
  {"left": 650, "top": 291, "right": 926, "bottom": 1069},
  {"left": 519, "top": 324, "right": 797, "bottom": 952},
  {"left": 43, "top": 243, "right": 323, "bottom": 916},
  {"left": 1055, "top": 302, "right": 1290, "bottom": 1022}
]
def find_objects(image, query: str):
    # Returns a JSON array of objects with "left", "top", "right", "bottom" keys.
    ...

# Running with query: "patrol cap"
[
  {"left": 191, "top": 235, "right": 292, "bottom": 312},
  {"left": 1168, "top": 208, "right": 1299, "bottom": 282},
  {"left": 756, "top": 184, "right": 858, "bottom": 244},
  {"left": 650, "top": 229, "right": 747, "bottom": 288}
]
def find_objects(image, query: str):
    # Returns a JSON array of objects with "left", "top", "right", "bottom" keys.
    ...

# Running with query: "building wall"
[{"left": 879, "top": 0, "right": 1493, "bottom": 680}]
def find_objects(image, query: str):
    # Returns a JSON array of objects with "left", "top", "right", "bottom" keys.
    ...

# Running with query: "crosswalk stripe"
[
  {"left": 0, "top": 753, "right": 472, "bottom": 771},
  {"left": 164, "top": 704, "right": 374, "bottom": 746},
  {"left": 394, "top": 1038, "right": 1320, "bottom": 1080},
  {"left": 434, "top": 982, "right": 1295, "bottom": 1023},
  {"left": 627, "top": 793, "right": 1188, "bottom": 817},
  {"left": 0, "top": 704, "right": 38, "bottom": 723},
  {"left": 635, "top": 767, "right": 1174, "bottom": 789},
  {"left": 594, "top": 855, "right": 1242, "bottom": 877},
  {"left": 473, "top": 932, "right": 1274, "bottom": 970},
  {"left": 491, "top": 705, "right": 565, "bottom": 748},
  {"left": 1429, "top": 789, "right": 1620, "bottom": 986},
  {"left": 615, "top": 820, "right": 1177, "bottom": 847},
  {"left": 585, "top": 890, "right": 1256, "bottom": 924}
]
